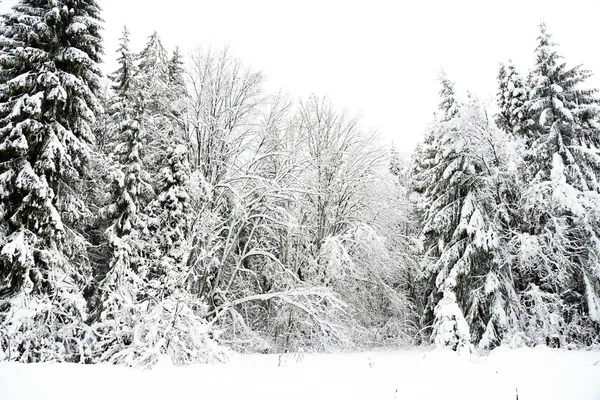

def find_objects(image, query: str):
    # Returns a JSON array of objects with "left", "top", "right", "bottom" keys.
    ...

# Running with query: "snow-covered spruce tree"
[
  {"left": 166, "top": 46, "right": 188, "bottom": 127},
  {"left": 389, "top": 143, "right": 403, "bottom": 177},
  {"left": 137, "top": 31, "right": 170, "bottom": 116},
  {"left": 511, "top": 23, "right": 600, "bottom": 345},
  {"left": 495, "top": 61, "right": 531, "bottom": 137},
  {"left": 495, "top": 63, "right": 509, "bottom": 129},
  {"left": 147, "top": 143, "right": 192, "bottom": 272},
  {"left": 91, "top": 97, "right": 154, "bottom": 364},
  {"left": 111, "top": 26, "right": 138, "bottom": 105},
  {"left": 411, "top": 72, "right": 469, "bottom": 350},
  {"left": 413, "top": 75, "right": 518, "bottom": 351},
  {"left": 0, "top": 0, "right": 103, "bottom": 362},
  {"left": 410, "top": 71, "right": 460, "bottom": 210},
  {"left": 101, "top": 25, "right": 140, "bottom": 155},
  {"left": 84, "top": 26, "right": 141, "bottom": 300},
  {"left": 136, "top": 31, "right": 177, "bottom": 177},
  {"left": 168, "top": 46, "right": 186, "bottom": 97}
]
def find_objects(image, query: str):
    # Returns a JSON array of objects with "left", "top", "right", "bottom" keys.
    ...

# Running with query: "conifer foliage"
[
  {"left": 0, "top": 0, "right": 103, "bottom": 362},
  {"left": 512, "top": 23, "right": 600, "bottom": 343},
  {"left": 413, "top": 75, "right": 515, "bottom": 351},
  {"left": 495, "top": 61, "right": 530, "bottom": 136}
]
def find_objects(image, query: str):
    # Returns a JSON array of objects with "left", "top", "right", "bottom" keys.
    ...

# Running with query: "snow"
[
  {"left": 66, "top": 22, "right": 88, "bottom": 35},
  {"left": 584, "top": 274, "right": 600, "bottom": 322},
  {"left": 63, "top": 47, "right": 91, "bottom": 64},
  {"left": 433, "top": 290, "right": 472, "bottom": 352},
  {"left": 0, "top": 347, "right": 598, "bottom": 400}
]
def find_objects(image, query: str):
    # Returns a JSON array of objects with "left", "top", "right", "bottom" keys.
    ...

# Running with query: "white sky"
[{"left": 1, "top": 0, "right": 600, "bottom": 151}]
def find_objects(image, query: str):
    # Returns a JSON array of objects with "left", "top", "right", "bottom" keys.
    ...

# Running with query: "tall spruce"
[
  {"left": 93, "top": 104, "right": 153, "bottom": 363},
  {"left": 105, "top": 25, "right": 139, "bottom": 152},
  {"left": 0, "top": 0, "right": 103, "bottom": 362},
  {"left": 413, "top": 76, "right": 514, "bottom": 351},
  {"left": 137, "top": 31, "right": 170, "bottom": 115},
  {"left": 137, "top": 31, "right": 174, "bottom": 175},
  {"left": 513, "top": 23, "right": 600, "bottom": 343},
  {"left": 91, "top": 25, "right": 155, "bottom": 364},
  {"left": 111, "top": 25, "right": 138, "bottom": 102},
  {"left": 168, "top": 46, "right": 186, "bottom": 97}
]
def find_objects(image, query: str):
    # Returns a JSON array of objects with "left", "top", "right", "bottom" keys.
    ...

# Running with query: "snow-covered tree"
[
  {"left": 186, "top": 47, "right": 264, "bottom": 184},
  {"left": 389, "top": 144, "right": 403, "bottom": 177},
  {"left": 148, "top": 144, "right": 192, "bottom": 266},
  {"left": 92, "top": 100, "right": 154, "bottom": 363},
  {"left": 413, "top": 75, "right": 519, "bottom": 351},
  {"left": 495, "top": 61, "right": 530, "bottom": 136},
  {"left": 0, "top": 0, "right": 103, "bottom": 362},
  {"left": 111, "top": 26, "right": 138, "bottom": 102},
  {"left": 137, "top": 31, "right": 170, "bottom": 115},
  {"left": 103, "top": 26, "right": 140, "bottom": 154},
  {"left": 136, "top": 31, "right": 180, "bottom": 176},
  {"left": 168, "top": 46, "right": 186, "bottom": 96},
  {"left": 437, "top": 70, "right": 460, "bottom": 122},
  {"left": 297, "top": 95, "right": 383, "bottom": 250},
  {"left": 99, "top": 142, "right": 224, "bottom": 368},
  {"left": 511, "top": 23, "right": 600, "bottom": 345}
]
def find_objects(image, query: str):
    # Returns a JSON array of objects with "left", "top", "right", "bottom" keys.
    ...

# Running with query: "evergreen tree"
[
  {"left": 513, "top": 23, "right": 600, "bottom": 344},
  {"left": 414, "top": 76, "right": 515, "bottom": 351},
  {"left": 105, "top": 26, "right": 140, "bottom": 153},
  {"left": 93, "top": 29, "right": 153, "bottom": 358},
  {"left": 136, "top": 31, "right": 175, "bottom": 175},
  {"left": 496, "top": 61, "right": 530, "bottom": 136},
  {"left": 137, "top": 31, "right": 170, "bottom": 115},
  {"left": 413, "top": 73, "right": 470, "bottom": 351},
  {"left": 92, "top": 104, "right": 153, "bottom": 363},
  {"left": 148, "top": 143, "right": 191, "bottom": 267},
  {"left": 0, "top": 0, "right": 103, "bottom": 362},
  {"left": 111, "top": 25, "right": 138, "bottom": 102},
  {"left": 138, "top": 143, "right": 222, "bottom": 366},
  {"left": 437, "top": 70, "right": 460, "bottom": 122},
  {"left": 168, "top": 46, "right": 186, "bottom": 97},
  {"left": 496, "top": 63, "right": 509, "bottom": 130}
]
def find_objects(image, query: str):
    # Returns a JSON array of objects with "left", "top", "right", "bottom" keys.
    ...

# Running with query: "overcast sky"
[{"left": 1, "top": 0, "right": 599, "bottom": 151}]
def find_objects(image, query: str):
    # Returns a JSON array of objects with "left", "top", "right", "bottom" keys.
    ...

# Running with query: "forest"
[{"left": 0, "top": 0, "right": 599, "bottom": 369}]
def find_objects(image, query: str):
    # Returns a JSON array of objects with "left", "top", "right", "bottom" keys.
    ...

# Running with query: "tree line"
[{"left": 0, "top": 1, "right": 597, "bottom": 367}]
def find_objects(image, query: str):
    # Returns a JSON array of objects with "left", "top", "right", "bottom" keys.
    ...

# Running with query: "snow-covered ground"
[{"left": 1, "top": 346, "right": 599, "bottom": 399}]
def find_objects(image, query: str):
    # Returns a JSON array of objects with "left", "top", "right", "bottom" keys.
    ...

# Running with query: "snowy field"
[{"left": 1, "top": 346, "right": 599, "bottom": 400}]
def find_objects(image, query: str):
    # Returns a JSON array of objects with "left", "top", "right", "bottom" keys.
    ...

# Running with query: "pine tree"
[
  {"left": 496, "top": 63, "right": 509, "bottom": 130},
  {"left": 141, "top": 143, "right": 221, "bottom": 366},
  {"left": 514, "top": 23, "right": 600, "bottom": 343},
  {"left": 168, "top": 46, "right": 186, "bottom": 97},
  {"left": 437, "top": 70, "right": 460, "bottom": 122},
  {"left": 525, "top": 23, "right": 599, "bottom": 189},
  {"left": 136, "top": 31, "right": 175, "bottom": 175},
  {"left": 92, "top": 109, "right": 154, "bottom": 362},
  {"left": 93, "top": 27, "right": 154, "bottom": 358},
  {"left": 413, "top": 73, "right": 470, "bottom": 351},
  {"left": 145, "top": 140, "right": 194, "bottom": 302},
  {"left": 111, "top": 25, "right": 138, "bottom": 102},
  {"left": 148, "top": 144, "right": 191, "bottom": 266},
  {"left": 496, "top": 61, "right": 530, "bottom": 136},
  {"left": 0, "top": 0, "right": 103, "bottom": 362},
  {"left": 105, "top": 26, "right": 140, "bottom": 153},
  {"left": 414, "top": 76, "right": 515, "bottom": 351},
  {"left": 137, "top": 31, "right": 170, "bottom": 115}
]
